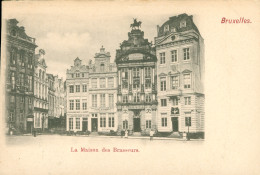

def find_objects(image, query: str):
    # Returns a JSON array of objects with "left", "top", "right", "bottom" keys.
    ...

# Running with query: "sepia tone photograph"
[{"left": 1, "top": 1, "right": 260, "bottom": 175}]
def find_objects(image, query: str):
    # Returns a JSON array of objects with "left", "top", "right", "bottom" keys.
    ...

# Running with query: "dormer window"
[
  {"left": 11, "top": 29, "right": 17, "bottom": 37},
  {"left": 180, "top": 20, "right": 186, "bottom": 28},
  {"left": 100, "top": 63, "right": 105, "bottom": 72},
  {"left": 164, "top": 25, "right": 169, "bottom": 32},
  {"left": 76, "top": 73, "right": 80, "bottom": 78},
  {"left": 171, "top": 27, "right": 176, "bottom": 32}
]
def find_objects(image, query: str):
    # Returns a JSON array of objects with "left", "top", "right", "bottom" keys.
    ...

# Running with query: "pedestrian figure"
[
  {"left": 183, "top": 131, "right": 187, "bottom": 141},
  {"left": 150, "top": 129, "right": 154, "bottom": 141},
  {"left": 125, "top": 129, "right": 128, "bottom": 138}
]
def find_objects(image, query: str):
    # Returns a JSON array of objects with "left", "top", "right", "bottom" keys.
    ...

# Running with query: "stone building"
[
  {"left": 66, "top": 57, "right": 89, "bottom": 132},
  {"left": 88, "top": 47, "right": 117, "bottom": 133},
  {"left": 47, "top": 73, "right": 55, "bottom": 121},
  {"left": 33, "top": 49, "right": 49, "bottom": 131},
  {"left": 155, "top": 14, "right": 205, "bottom": 134},
  {"left": 4, "top": 19, "right": 37, "bottom": 134},
  {"left": 115, "top": 19, "right": 157, "bottom": 135}
]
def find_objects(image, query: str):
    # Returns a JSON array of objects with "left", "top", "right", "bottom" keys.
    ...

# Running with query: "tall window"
[
  {"left": 185, "top": 113, "right": 191, "bottom": 126},
  {"left": 160, "top": 77, "right": 166, "bottom": 91},
  {"left": 20, "top": 51, "right": 25, "bottom": 67},
  {"left": 11, "top": 72, "right": 15, "bottom": 89},
  {"left": 10, "top": 50, "right": 16, "bottom": 65},
  {"left": 76, "top": 73, "right": 80, "bottom": 78},
  {"left": 160, "top": 52, "right": 165, "bottom": 64},
  {"left": 76, "top": 85, "right": 80, "bottom": 92},
  {"left": 35, "top": 114, "right": 41, "bottom": 128},
  {"left": 69, "top": 118, "right": 73, "bottom": 130},
  {"left": 82, "top": 73, "right": 85, "bottom": 77},
  {"left": 146, "top": 120, "right": 151, "bottom": 129},
  {"left": 161, "top": 114, "right": 167, "bottom": 127},
  {"left": 82, "top": 100, "right": 87, "bottom": 110},
  {"left": 173, "top": 97, "right": 178, "bottom": 106},
  {"left": 108, "top": 77, "right": 114, "bottom": 88},
  {"left": 100, "top": 114, "right": 106, "bottom": 127},
  {"left": 184, "top": 74, "right": 191, "bottom": 89},
  {"left": 123, "top": 120, "right": 128, "bottom": 129},
  {"left": 100, "top": 94, "right": 106, "bottom": 107},
  {"left": 184, "top": 97, "right": 191, "bottom": 105},
  {"left": 71, "top": 74, "right": 74, "bottom": 78},
  {"left": 69, "top": 85, "right": 74, "bottom": 93},
  {"left": 133, "top": 68, "right": 140, "bottom": 89},
  {"left": 171, "top": 76, "right": 178, "bottom": 90},
  {"left": 108, "top": 113, "right": 115, "bottom": 127},
  {"left": 145, "top": 94, "right": 152, "bottom": 103},
  {"left": 76, "top": 100, "right": 80, "bottom": 110},
  {"left": 171, "top": 50, "right": 177, "bottom": 62},
  {"left": 145, "top": 67, "right": 151, "bottom": 89},
  {"left": 122, "top": 68, "right": 128, "bottom": 89},
  {"left": 161, "top": 99, "right": 167, "bottom": 106},
  {"left": 82, "top": 84, "right": 87, "bottom": 92},
  {"left": 91, "top": 78, "right": 97, "bottom": 88},
  {"left": 76, "top": 118, "right": 80, "bottom": 129},
  {"left": 28, "top": 75, "right": 33, "bottom": 91},
  {"left": 100, "top": 78, "right": 106, "bottom": 88},
  {"left": 69, "top": 100, "right": 74, "bottom": 110},
  {"left": 133, "top": 93, "right": 140, "bottom": 103},
  {"left": 92, "top": 94, "right": 97, "bottom": 107},
  {"left": 21, "top": 97, "right": 25, "bottom": 103},
  {"left": 100, "top": 64, "right": 105, "bottom": 72},
  {"left": 180, "top": 20, "right": 186, "bottom": 28},
  {"left": 122, "top": 95, "right": 128, "bottom": 103},
  {"left": 183, "top": 48, "right": 190, "bottom": 60},
  {"left": 109, "top": 94, "right": 114, "bottom": 108},
  {"left": 28, "top": 56, "right": 32, "bottom": 69},
  {"left": 20, "top": 74, "right": 24, "bottom": 86}
]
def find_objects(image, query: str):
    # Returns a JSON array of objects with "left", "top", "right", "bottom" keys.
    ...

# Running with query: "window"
[
  {"left": 21, "top": 97, "right": 24, "bottom": 103},
  {"left": 145, "top": 94, "right": 152, "bottom": 103},
  {"left": 160, "top": 52, "right": 165, "bottom": 64},
  {"left": 29, "top": 98, "right": 32, "bottom": 104},
  {"left": 184, "top": 97, "right": 191, "bottom": 105},
  {"left": 69, "top": 100, "right": 74, "bottom": 110},
  {"left": 10, "top": 50, "right": 16, "bottom": 65},
  {"left": 123, "top": 120, "right": 128, "bottom": 129},
  {"left": 109, "top": 94, "right": 114, "bottom": 108},
  {"left": 76, "top": 100, "right": 80, "bottom": 110},
  {"left": 11, "top": 72, "right": 15, "bottom": 89},
  {"left": 35, "top": 114, "right": 41, "bottom": 128},
  {"left": 122, "top": 68, "right": 128, "bottom": 89},
  {"left": 108, "top": 77, "right": 114, "bottom": 88},
  {"left": 133, "top": 68, "right": 140, "bottom": 89},
  {"left": 161, "top": 99, "right": 167, "bottom": 107},
  {"left": 91, "top": 78, "right": 97, "bottom": 88},
  {"left": 100, "top": 94, "right": 106, "bottom": 107},
  {"left": 145, "top": 67, "right": 151, "bottom": 89},
  {"left": 100, "top": 78, "right": 106, "bottom": 88},
  {"left": 71, "top": 74, "right": 74, "bottom": 78},
  {"left": 69, "top": 118, "right": 73, "bottom": 130},
  {"left": 146, "top": 120, "right": 151, "bottom": 129},
  {"left": 100, "top": 64, "right": 105, "bottom": 72},
  {"left": 10, "top": 96, "right": 15, "bottom": 103},
  {"left": 172, "top": 97, "right": 178, "bottom": 106},
  {"left": 183, "top": 48, "right": 190, "bottom": 60},
  {"left": 133, "top": 93, "right": 140, "bottom": 103},
  {"left": 161, "top": 114, "right": 167, "bottom": 127},
  {"left": 184, "top": 74, "right": 191, "bottom": 89},
  {"left": 19, "top": 74, "right": 24, "bottom": 86},
  {"left": 82, "top": 100, "right": 87, "bottom": 110},
  {"left": 100, "top": 114, "right": 106, "bottom": 127},
  {"left": 108, "top": 113, "right": 115, "bottom": 127},
  {"left": 82, "top": 84, "right": 87, "bottom": 92},
  {"left": 160, "top": 77, "right": 166, "bottom": 91},
  {"left": 92, "top": 113, "right": 97, "bottom": 118},
  {"left": 28, "top": 55, "right": 32, "bottom": 68},
  {"left": 180, "top": 20, "right": 186, "bottom": 28},
  {"left": 164, "top": 25, "right": 169, "bottom": 31},
  {"left": 28, "top": 75, "right": 33, "bottom": 91},
  {"left": 122, "top": 95, "right": 128, "bottom": 103},
  {"left": 92, "top": 94, "right": 97, "bottom": 107},
  {"left": 171, "top": 76, "right": 178, "bottom": 89},
  {"left": 171, "top": 50, "right": 177, "bottom": 62},
  {"left": 82, "top": 73, "right": 84, "bottom": 77},
  {"left": 20, "top": 51, "right": 25, "bottom": 67},
  {"left": 171, "top": 27, "right": 176, "bottom": 32},
  {"left": 76, "top": 73, "right": 80, "bottom": 78},
  {"left": 69, "top": 85, "right": 74, "bottom": 93},
  {"left": 185, "top": 113, "right": 191, "bottom": 126},
  {"left": 76, "top": 118, "right": 80, "bottom": 129},
  {"left": 76, "top": 85, "right": 80, "bottom": 92}
]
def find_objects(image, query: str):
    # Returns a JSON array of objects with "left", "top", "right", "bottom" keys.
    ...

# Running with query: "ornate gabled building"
[
  {"left": 88, "top": 47, "right": 117, "bottom": 133},
  {"left": 66, "top": 57, "right": 89, "bottom": 132},
  {"left": 155, "top": 14, "right": 205, "bottom": 134},
  {"left": 115, "top": 19, "right": 157, "bottom": 135},
  {"left": 4, "top": 19, "right": 37, "bottom": 134},
  {"left": 33, "top": 49, "right": 49, "bottom": 131}
]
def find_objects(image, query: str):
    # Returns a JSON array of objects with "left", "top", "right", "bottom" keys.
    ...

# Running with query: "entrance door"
[
  {"left": 91, "top": 118, "right": 98, "bottom": 132},
  {"left": 82, "top": 121, "right": 88, "bottom": 132},
  {"left": 27, "top": 122, "right": 33, "bottom": 133},
  {"left": 172, "top": 117, "right": 179, "bottom": 132},
  {"left": 133, "top": 118, "right": 141, "bottom": 132}
]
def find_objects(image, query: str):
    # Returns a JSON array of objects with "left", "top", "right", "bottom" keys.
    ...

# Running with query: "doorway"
[
  {"left": 82, "top": 121, "right": 88, "bottom": 132},
  {"left": 91, "top": 118, "right": 98, "bottom": 132},
  {"left": 133, "top": 118, "right": 141, "bottom": 132},
  {"left": 27, "top": 122, "right": 33, "bottom": 133},
  {"left": 172, "top": 117, "right": 179, "bottom": 132}
]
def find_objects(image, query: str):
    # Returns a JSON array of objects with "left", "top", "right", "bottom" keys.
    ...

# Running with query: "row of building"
[
  {"left": 66, "top": 14, "right": 205, "bottom": 135},
  {"left": 4, "top": 19, "right": 66, "bottom": 134}
]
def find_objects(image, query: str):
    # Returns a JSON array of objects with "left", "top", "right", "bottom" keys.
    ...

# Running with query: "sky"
[{"left": 2, "top": 1, "right": 205, "bottom": 79}]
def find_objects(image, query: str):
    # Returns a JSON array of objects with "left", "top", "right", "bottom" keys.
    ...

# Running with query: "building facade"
[
  {"left": 33, "top": 49, "right": 49, "bottom": 131},
  {"left": 66, "top": 58, "right": 89, "bottom": 132},
  {"left": 155, "top": 14, "right": 205, "bottom": 133},
  {"left": 4, "top": 19, "right": 37, "bottom": 134},
  {"left": 88, "top": 47, "right": 118, "bottom": 133},
  {"left": 115, "top": 20, "right": 157, "bottom": 135}
]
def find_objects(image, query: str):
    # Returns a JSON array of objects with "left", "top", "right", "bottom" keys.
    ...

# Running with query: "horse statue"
[{"left": 130, "top": 18, "right": 142, "bottom": 30}]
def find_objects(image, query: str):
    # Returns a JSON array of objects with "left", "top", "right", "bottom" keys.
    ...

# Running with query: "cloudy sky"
[{"left": 2, "top": 1, "right": 208, "bottom": 79}]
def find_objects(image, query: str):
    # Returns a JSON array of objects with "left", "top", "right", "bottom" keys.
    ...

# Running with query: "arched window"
[{"left": 100, "top": 64, "right": 105, "bottom": 72}]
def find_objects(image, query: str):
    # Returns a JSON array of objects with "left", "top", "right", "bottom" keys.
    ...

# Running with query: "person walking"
[
  {"left": 150, "top": 129, "right": 154, "bottom": 141},
  {"left": 125, "top": 129, "right": 128, "bottom": 138}
]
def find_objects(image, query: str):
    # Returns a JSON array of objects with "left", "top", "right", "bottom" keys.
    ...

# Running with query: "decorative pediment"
[
  {"left": 182, "top": 69, "right": 192, "bottom": 73},
  {"left": 159, "top": 73, "right": 167, "bottom": 77},
  {"left": 156, "top": 33, "right": 192, "bottom": 46}
]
